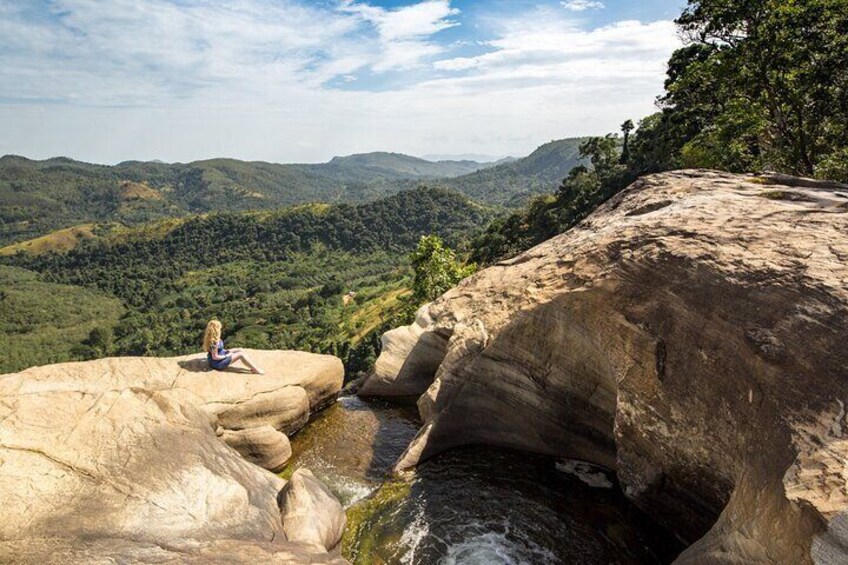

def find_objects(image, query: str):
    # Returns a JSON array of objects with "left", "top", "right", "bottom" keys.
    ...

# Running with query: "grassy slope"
[
  {"left": 0, "top": 266, "right": 124, "bottom": 373},
  {"left": 0, "top": 224, "right": 97, "bottom": 256}
]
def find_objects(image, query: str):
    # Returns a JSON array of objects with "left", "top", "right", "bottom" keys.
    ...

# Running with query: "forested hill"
[
  {"left": 0, "top": 154, "right": 468, "bottom": 246},
  {"left": 299, "top": 152, "right": 488, "bottom": 181},
  {"left": 0, "top": 186, "right": 491, "bottom": 372},
  {"left": 434, "top": 138, "right": 588, "bottom": 205},
  {"left": 0, "top": 138, "right": 583, "bottom": 246},
  {"left": 9, "top": 186, "right": 489, "bottom": 301}
]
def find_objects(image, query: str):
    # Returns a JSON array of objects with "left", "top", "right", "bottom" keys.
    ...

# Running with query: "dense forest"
[
  {"left": 1, "top": 187, "right": 490, "bottom": 375},
  {"left": 471, "top": 0, "right": 848, "bottom": 264}
]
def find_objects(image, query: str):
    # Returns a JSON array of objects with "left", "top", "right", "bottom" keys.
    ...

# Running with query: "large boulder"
[
  {"left": 280, "top": 468, "right": 347, "bottom": 552},
  {"left": 219, "top": 425, "right": 293, "bottom": 473},
  {"left": 0, "top": 350, "right": 347, "bottom": 564},
  {"left": 360, "top": 171, "right": 848, "bottom": 564}
]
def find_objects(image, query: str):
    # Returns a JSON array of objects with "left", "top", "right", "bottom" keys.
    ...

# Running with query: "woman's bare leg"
[{"left": 231, "top": 353, "right": 263, "bottom": 374}]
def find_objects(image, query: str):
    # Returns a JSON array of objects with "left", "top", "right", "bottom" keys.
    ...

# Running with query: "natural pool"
[{"left": 284, "top": 395, "right": 682, "bottom": 564}]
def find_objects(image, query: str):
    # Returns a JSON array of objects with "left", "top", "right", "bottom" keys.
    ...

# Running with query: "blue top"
[
  {"left": 208, "top": 339, "right": 232, "bottom": 370},
  {"left": 210, "top": 339, "right": 229, "bottom": 357}
]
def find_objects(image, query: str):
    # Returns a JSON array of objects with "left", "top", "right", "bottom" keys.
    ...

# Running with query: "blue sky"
[{"left": 0, "top": 0, "right": 686, "bottom": 163}]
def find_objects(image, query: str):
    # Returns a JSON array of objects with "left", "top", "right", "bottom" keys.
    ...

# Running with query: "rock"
[
  {"left": 0, "top": 350, "right": 348, "bottom": 564},
  {"left": 8, "top": 349, "right": 343, "bottom": 468},
  {"left": 0, "top": 386, "right": 284, "bottom": 546},
  {"left": 0, "top": 537, "right": 349, "bottom": 564},
  {"left": 216, "top": 387, "right": 311, "bottom": 435},
  {"left": 280, "top": 469, "right": 347, "bottom": 552},
  {"left": 358, "top": 308, "right": 449, "bottom": 398},
  {"left": 360, "top": 171, "right": 848, "bottom": 563},
  {"left": 219, "top": 425, "right": 292, "bottom": 473}
]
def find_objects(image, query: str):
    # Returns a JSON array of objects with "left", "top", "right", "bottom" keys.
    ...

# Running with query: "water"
[
  {"left": 284, "top": 394, "right": 420, "bottom": 507},
  {"left": 285, "top": 395, "right": 682, "bottom": 564}
]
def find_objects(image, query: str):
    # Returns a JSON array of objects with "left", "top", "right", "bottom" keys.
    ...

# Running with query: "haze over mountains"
[{"left": 0, "top": 137, "right": 586, "bottom": 247}]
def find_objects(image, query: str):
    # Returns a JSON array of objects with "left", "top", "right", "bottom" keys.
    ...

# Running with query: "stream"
[{"left": 284, "top": 395, "right": 682, "bottom": 564}]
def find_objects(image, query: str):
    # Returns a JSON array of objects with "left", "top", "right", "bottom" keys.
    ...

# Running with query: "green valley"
[{"left": 1, "top": 186, "right": 490, "bottom": 376}]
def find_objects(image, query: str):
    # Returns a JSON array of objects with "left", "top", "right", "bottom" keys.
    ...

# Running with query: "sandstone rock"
[
  {"left": 216, "top": 386, "right": 311, "bottom": 435},
  {"left": 280, "top": 468, "right": 347, "bottom": 551},
  {"left": 219, "top": 425, "right": 293, "bottom": 473},
  {"left": 0, "top": 537, "right": 349, "bottom": 564},
  {"left": 0, "top": 350, "right": 348, "bottom": 564},
  {"left": 358, "top": 308, "right": 448, "bottom": 398},
  {"left": 0, "top": 386, "right": 284, "bottom": 545},
  {"left": 360, "top": 171, "right": 848, "bottom": 563}
]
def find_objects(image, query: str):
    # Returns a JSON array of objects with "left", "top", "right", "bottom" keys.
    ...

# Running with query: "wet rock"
[
  {"left": 280, "top": 468, "right": 347, "bottom": 551},
  {"left": 362, "top": 170, "right": 848, "bottom": 563}
]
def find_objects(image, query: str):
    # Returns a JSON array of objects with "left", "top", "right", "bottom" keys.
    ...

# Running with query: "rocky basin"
[
  {"left": 359, "top": 170, "right": 848, "bottom": 564},
  {"left": 0, "top": 350, "right": 347, "bottom": 564}
]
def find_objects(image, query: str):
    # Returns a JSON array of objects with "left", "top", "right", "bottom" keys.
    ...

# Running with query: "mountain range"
[{"left": 0, "top": 137, "right": 586, "bottom": 246}]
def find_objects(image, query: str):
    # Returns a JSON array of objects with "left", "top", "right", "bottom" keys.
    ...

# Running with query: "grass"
[
  {"left": 343, "top": 286, "right": 411, "bottom": 345},
  {"left": 0, "top": 224, "right": 97, "bottom": 256},
  {"left": 0, "top": 265, "right": 124, "bottom": 373},
  {"left": 759, "top": 190, "right": 788, "bottom": 199}
]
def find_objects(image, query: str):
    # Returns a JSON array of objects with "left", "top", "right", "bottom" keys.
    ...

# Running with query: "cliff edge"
[
  {"left": 359, "top": 170, "right": 848, "bottom": 563},
  {"left": 0, "top": 350, "right": 347, "bottom": 564}
]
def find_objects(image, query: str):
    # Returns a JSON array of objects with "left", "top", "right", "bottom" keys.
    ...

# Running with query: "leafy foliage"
[
  {"left": 471, "top": 0, "right": 848, "bottom": 264},
  {"left": 0, "top": 266, "right": 124, "bottom": 373},
  {"left": 2, "top": 187, "right": 490, "bottom": 379},
  {"left": 471, "top": 135, "right": 628, "bottom": 264},
  {"left": 661, "top": 0, "right": 848, "bottom": 179},
  {"left": 409, "top": 235, "right": 476, "bottom": 305}
]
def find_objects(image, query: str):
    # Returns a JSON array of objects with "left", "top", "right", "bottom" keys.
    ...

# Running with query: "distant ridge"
[
  {"left": 422, "top": 153, "right": 505, "bottom": 163},
  {"left": 0, "top": 138, "right": 587, "bottom": 245},
  {"left": 433, "top": 138, "right": 588, "bottom": 205}
]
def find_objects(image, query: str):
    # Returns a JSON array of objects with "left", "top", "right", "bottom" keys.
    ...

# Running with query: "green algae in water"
[
  {"left": 282, "top": 396, "right": 682, "bottom": 564},
  {"left": 343, "top": 478, "right": 412, "bottom": 564}
]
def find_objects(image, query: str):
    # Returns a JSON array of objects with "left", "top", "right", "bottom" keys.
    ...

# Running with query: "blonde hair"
[{"left": 203, "top": 320, "right": 222, "bottom": 352}]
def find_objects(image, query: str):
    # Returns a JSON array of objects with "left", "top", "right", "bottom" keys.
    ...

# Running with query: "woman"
[{"left": 202, "top": 319, "right": 264, "bottom": 374}]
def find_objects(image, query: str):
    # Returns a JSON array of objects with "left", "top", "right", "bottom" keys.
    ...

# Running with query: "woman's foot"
[{"left": 252, "top": 368, "right": 265, "bottom": 375}]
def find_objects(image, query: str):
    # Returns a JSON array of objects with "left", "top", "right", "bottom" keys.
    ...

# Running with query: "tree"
[
  {"left": 665, "top": 0, "right": 848, "bottom": 180},
  {"left": 84, "top": 326, "right": 113, "bottom": 357},
  {"left": 620, "top": 120, "right": 635, "bottom": 163},
  {"left": 409, "top": 235, "right": 476, "bottom": 305}
]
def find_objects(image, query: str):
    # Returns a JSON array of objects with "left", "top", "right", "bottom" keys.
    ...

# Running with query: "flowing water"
[{"left": 285, "top": 395, "right": 682, "bottom": 564}]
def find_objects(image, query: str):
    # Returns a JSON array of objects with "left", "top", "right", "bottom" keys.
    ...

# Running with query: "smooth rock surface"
[
  {"left": 219, "top": 425, "right": 293, "bottom": 473},
  {"left": 280, "top": 468, "right": 348, "bottom": 551},
  {"left": 0, "top": 537, "right": 349, "bottom": 564},
  {"left": 0, "top": 350, "right": 347, "bottom": 564},
  {"left": 360, "top": 171, "right": 848, "bottom": 564}
]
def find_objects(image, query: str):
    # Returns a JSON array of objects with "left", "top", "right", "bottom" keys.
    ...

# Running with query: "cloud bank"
[{"left": 0, "top": 0, "right": 682, "bottom": 163}]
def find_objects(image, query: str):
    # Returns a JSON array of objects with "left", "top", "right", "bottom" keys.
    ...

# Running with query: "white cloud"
[
  {"left": 433, "top": 14, "right": 679, "bottom": 93},
  {"left": 339, "top": 0, "right": 459, "bottom": 70},
  {"left": 0, "top": 1, "right": 682, "bottom": 164},
  {"left": 561, "top": 0, "right": 606, "bottom": 11}
]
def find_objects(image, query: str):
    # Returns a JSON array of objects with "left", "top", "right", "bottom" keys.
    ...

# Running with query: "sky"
[{"left": 0, "top": 0, "right": 686, "bottom": 164}]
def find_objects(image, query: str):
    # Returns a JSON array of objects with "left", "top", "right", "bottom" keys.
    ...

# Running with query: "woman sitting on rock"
[{"left": 203, "top": 319, "right": 264, "bottom": 374}]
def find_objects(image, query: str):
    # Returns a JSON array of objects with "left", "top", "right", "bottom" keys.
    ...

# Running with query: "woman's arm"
[{"left": 209, "top": 346, "right": 229, "bottom": 361}]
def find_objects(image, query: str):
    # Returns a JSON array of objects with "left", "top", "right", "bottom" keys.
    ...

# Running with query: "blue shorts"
[{"left": 208, "top": 354, "right": 232, "bottom": 371}]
